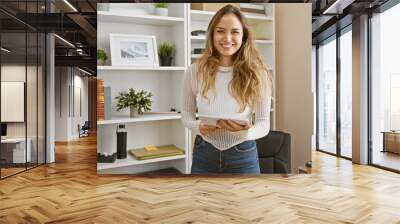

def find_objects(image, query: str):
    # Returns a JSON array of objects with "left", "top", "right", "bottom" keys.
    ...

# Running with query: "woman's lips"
[{"left": 221, "top": 43, "right": 234, "bottom": 49}]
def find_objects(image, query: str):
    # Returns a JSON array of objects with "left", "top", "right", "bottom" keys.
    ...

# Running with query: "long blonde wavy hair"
[{"left": 197, "top": 4, "right": 272, "bottom": 112}]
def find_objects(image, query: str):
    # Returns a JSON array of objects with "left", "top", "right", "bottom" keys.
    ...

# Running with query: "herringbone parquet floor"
[{"left": 1, "top": 134, "right": 400, "bottom": 223}]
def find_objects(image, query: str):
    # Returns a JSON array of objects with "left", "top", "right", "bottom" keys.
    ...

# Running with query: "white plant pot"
[
  {"left": 155, "top": 8, "right": 168, "bottom": 17},
  {"left": 130, "top": 107, "right": 139, "bottom": 118},
  {"left": 97, "top": 59, "right": 105, "bottom": 66}
]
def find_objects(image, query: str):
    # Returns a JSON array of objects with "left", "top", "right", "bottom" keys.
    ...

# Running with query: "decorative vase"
[
  {"left": 130, "top": 106, "right": 138, "bottom": 118},
  {"left": 155, "top": 8, "right": 168, "bottom": 16},
  {"left": 138, "top": 108, "right": 144, "bottom": 115},
  {"left": 160, "top": 56, "right": 172, "bottom": 66}
]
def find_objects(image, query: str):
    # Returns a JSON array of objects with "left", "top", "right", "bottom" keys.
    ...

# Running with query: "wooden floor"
[
  {"left": 372, "top": 150, "right": 400, "bottom": 171},
  {"left": 1, "top": 135, "right": 400, "bottom": 223}
]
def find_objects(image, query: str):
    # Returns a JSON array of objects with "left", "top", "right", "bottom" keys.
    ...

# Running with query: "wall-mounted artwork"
[
  {"left": 110, "top": 34, "right": 159, "bottom": 67},
  {"left": 1, "top": 81, "right": 25, "bottom": 122}
]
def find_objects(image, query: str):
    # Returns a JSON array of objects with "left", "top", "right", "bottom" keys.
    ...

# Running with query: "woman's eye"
[{"left": 217, "top": 30, "right": 224, "bottom": 33}]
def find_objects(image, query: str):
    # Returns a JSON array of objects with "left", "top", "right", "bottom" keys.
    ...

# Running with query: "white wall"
[
  {"left": 1, "top": 65, "right": 36, "bottom": 137},
  {"left": 54, "top": 67, "right": 89, "bottom": 141},
  {"left": 71, "top": 73, "right": 89, "bottom": 138},
  {"left": 275, "top": 4, "right": 313, "bottom": 172},
  {"left": 55, "top": 67, "right": 69, "bottom": 141}
]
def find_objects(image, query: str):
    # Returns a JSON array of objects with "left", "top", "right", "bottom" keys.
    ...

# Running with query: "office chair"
[
  {"left": 79, "top": 121, "right": 90, "bottom": 138},
  {"left": 256, "top": 131, "right": 291, "bottom": 174}
]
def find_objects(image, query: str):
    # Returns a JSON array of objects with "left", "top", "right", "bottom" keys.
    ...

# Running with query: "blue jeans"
[{"left": 191, "top": 135, "right": 261, "bottom": 174}]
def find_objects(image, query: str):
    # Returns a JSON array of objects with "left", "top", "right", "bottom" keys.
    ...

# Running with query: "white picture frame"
[{"left": 110, "top": 33, "right": 159, "bottom": 67}]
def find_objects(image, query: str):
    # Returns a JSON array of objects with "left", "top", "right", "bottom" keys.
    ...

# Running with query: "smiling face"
[{"left": 212, "top": 13, "right": 243, "bottom": 64}]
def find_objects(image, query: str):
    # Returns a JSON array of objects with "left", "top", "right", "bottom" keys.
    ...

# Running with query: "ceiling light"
[
  {"left": 1, "top": 47, "right": 11, "bottom": 53},
  {"left": 63, "top": 0, "right": 78, "bottom": 12},
  {"left": 322, "top": 0, "right": 355, "bottom": 15},
  {"left": 54, "top": 34, "right": 75, "bottom": 48},
  {"left": 78, "top": 67, "right": 92, "bottom": 76}
]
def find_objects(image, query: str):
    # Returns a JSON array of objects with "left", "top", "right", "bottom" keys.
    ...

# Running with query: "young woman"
[{"left": 182, "top": 5, "right": 272, "bottom": 174}]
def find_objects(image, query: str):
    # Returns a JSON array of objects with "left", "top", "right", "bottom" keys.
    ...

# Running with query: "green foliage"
[
  {"left": 97, "top": 49, "right": 108, "bottom": 60},
  {"left": 154, "top": 3, "right": 168, "bottom": 8},
  {"left": 115, "top": 88, "right": 153, "bottom": 113},
  {"left": 135, "top": 90, "right": 153, "bottom": 113},
  {"left": 159, "top": 42, "right": 176, "bottom": 58}
]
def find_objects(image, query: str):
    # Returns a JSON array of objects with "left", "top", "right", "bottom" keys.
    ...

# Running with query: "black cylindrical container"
[{"left": 116, "top": 124, "right": 127, "bottom": 159}]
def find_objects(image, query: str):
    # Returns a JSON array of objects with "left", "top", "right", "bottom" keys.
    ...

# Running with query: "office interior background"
[
  {"left": 1, "top": 0, "right": 399, "bottom": 178},
  {"left": 314, "top": 0, "right": 400, "bottom": 172},
  {"left": 0, "top": 0, "right": 97, "bottom": 179}
]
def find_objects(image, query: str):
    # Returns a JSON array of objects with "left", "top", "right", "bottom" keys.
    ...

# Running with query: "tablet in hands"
[{"left": 198, "top": 114, "right": 250, "bottom": 126}]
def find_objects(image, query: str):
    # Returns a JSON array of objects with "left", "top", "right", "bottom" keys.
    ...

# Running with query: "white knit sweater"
[{"left": 181, "top": 63, "right": 271, "bottom": 150}]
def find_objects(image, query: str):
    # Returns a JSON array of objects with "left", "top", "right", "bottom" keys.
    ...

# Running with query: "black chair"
[
  {"left": 79, "top": 121, "right": 90, "bottom": 138},
  {"left": 256, "top": 131, "right": 291, "bottom": 174}
]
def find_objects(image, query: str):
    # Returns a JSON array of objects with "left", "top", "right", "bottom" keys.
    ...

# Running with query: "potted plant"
[
  {"left": 135, "top": 90, "right": 153, "bottom": 114},
  {"left": 115, "top": 88, "right": 153, "bottom": 117},
  {"left": 154, "top": 3, "right": 168, "bottom": 16},
  {"left": 97, "top": 49, "right": 108, "bottom": 65},
  {"left": 159, "top": 42, "right": 176, "bottom": 66}
]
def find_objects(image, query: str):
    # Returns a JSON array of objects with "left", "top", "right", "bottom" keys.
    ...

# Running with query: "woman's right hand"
[{"left": 199, "top": 121, "right": 218, "bottom": 136}]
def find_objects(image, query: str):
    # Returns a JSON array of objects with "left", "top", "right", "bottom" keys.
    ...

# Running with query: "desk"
[
  {"left": 382, "top": 131, "right": 400, "bottom": 154},
  {"left": 1, "top": 138, "right": 31, "bottom": 163}
]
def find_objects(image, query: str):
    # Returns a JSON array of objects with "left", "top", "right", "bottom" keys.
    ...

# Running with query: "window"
[
  {"left": 317, "top": 36, "right": 337, "bottom": 154},
  {"left": 340, "top": 28, "right": 352, "bottom": 158},
  {"left": 370, "top": 2, "right": 400, "bottom": 171},
  {"left": 316, "top": 26, "right": 353, "bottom": 159}
]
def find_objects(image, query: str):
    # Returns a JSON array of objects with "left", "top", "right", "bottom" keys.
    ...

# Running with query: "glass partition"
[
  {"left": 339, "top": 28, "right": 352, "bottom": 158},
  {"left": 0, "top": 1, "right": 46, "bottom": 179},
  {"left": 370, "top": 3, "right": 400, "bottom": 171},
  {"left": 317, "top": 36, "right": 337, "bottom": 155},
  {"left": 1, "top": 31, "right": 28, "bottom": 178}
]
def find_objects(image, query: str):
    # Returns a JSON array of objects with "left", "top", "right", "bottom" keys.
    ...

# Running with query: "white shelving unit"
[
  {"left": 97, "top": 3, "right": 189, "bottom": 174},
  {"left": 97, "top": 66, "right": 185, "bottom": 71},
  {"left": 98, "top": 154, "right": 186, "bottom": 171},
  {"left": 97, "top": 11, "right": 185, "bottom": 25},
  {"left": 97, "top": 3, "right": 275, "bottom": 174},
  {"left": 97, "top": 113, "right": 182, "bottom": 125}
]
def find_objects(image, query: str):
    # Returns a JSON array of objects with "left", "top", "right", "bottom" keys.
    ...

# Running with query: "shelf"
[
  {"left": 98, "top": 66, "right": 185, "bottom": 71},
  {"left": 98, "top": 11, "right": 184, "bottom": 25},
  {"left": 191, "top": 54, "right": 202, "bottom": 59},
  {"left": 190, "top": 10, "right": 272, "bottom": 25},
  {"left": 190, "top": 35, "right": 272, "bottom": 44},
  {"left": 97, "top": 154, "right": 186, "bottom": 170},
  {"left": 98, "top": 113, "right": 182, "bottom": 125},
  {"left": 255, "top": 39, "right": 273, "bottom": 44},
  {"left": 190, "top": 35, "right": 206, "bottom": 43}
]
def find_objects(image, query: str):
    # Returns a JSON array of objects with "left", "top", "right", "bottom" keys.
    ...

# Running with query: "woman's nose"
[{"left": 224, "top": 33, "right": 232, "bottom": 42}]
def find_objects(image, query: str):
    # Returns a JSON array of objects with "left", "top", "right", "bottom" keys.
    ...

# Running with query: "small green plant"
[
  {"left": 154, "top": 3, "right": 168, "bottom": 8},
  {"left": 135, "top": 90, "right": 153, "bottom": 113},
  {"left": 97, "top": 49, "right": 108, "bottom": 61},
  {"left": 159, "top": 42, "right": 176, "bottom": 58},
  {"left": 115, "top": 88, "right": 152, "bottom": 114}
]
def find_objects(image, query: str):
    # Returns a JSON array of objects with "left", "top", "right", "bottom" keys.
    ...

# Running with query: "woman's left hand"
[{"left": 216, "top": 119, "right": 250, "bottom": 132}]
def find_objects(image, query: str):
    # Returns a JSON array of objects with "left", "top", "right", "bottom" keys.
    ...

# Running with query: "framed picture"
[{"left": 110, "top": 34, "right": 159, "bottom": 67}]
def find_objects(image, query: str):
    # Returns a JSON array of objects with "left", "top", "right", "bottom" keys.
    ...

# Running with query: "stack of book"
[
  {"left": 97, "top": 79, "right": 104, "bottom": 121},
  {"left": 129, "top": 145, "right": 184, "bottom": 160}
]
